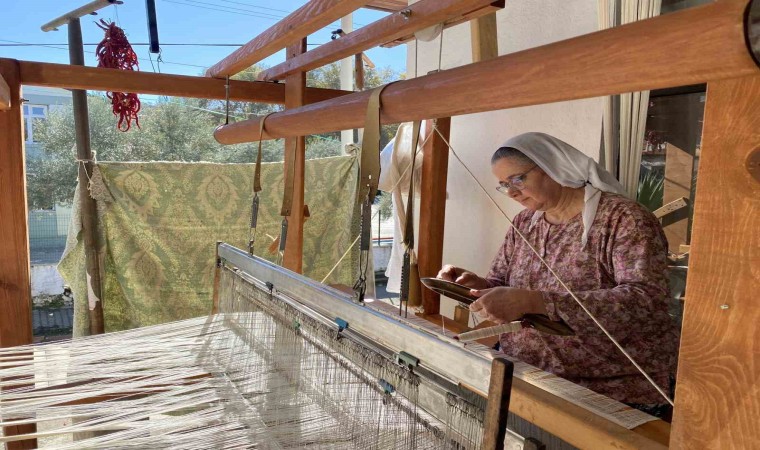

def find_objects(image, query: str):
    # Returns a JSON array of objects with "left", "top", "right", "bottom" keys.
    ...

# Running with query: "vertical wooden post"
[
  {"left": 670, "top": 74, "right": 760, "bottom": 449},
  {"left": 481, "top": 356, "right": 514, "bottom": 450},
  {"left": 281, "top": 38, "right": 307, "bottom": 273},
  {"left": 0, "top": 58, "right": 37, "bottom": 450},
  {"left": 417, "top": 118, "right": 451, "bottom": 316},
  {"left": 470, "top": 13, "right": 498, "bottom": 62},
  {"left": 211, "top": 242, "right": 222, "bottom": 315},
  {"left": 354, "top": 53, "right": 364, "bottom": 91},
  {"left": 68, "top": 18, "right": 105, "bottom": 334},
  {"left": 0, "top": 71, "right": 11, "bottom": 110}
]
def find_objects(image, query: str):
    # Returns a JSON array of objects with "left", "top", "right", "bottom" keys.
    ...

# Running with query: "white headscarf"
[{"left": 499, "top": 132, "right": 627, "bottom": 248}]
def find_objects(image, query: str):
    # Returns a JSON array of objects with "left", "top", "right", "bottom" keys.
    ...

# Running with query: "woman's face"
[{"left": 491, "top": 157, "right": 563, "bottom": 211}]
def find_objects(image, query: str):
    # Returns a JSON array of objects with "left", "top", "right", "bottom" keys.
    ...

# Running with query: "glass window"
[{"left": 23, "top": 104, "right": 48, "bottom": 143}]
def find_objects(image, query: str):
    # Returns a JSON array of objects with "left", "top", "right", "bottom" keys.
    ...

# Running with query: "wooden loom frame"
[{"left": 1, "top": 0, "right": 758, "bottom": 448}]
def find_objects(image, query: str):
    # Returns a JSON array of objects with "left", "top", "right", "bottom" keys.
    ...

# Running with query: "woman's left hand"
[{"left": 469, "top": 287, "right": 548, "bottom": 323}]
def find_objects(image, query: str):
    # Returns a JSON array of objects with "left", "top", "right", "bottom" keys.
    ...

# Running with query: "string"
[
  {"left": 320, "top": 131, "right": 433, "bottom": 286},
  {"left": 432, "top": 125, "right": 674, "bottom": 406},
  {"left": 0, "top": 273, "right": 485, "bottom": 448}
]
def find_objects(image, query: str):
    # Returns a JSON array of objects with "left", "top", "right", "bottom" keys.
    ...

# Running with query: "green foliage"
[
  {"left": 637, "top": 169, "right": 664, "bottom": 212},
  {"left": 28, "top": 62, "right": 401, "bottom": 210},
  {"left": 306, "top": 63, "right": 404, "bottom": 150},
  {"left": 376, "top": 192, "right": 393, "bottom": 221},
  {"left": 33, "top": 293, "right": 67, "bottom": 310}
]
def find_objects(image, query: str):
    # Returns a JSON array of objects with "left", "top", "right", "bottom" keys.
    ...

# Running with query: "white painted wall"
[
  {"left": 406, "top": 0, "right": 603, "bottom": 318},
  {"left": 31, "top": 265, "right": 66, "bottom": 296}
]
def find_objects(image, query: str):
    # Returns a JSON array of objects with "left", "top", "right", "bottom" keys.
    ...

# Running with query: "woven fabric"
[{"left": 59, "top": 156, "right": 360, "bottom": 335}]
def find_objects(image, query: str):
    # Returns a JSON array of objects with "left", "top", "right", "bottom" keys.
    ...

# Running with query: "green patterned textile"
[{"left": 59, "top": 156, "right": 360, "bottom": 336}]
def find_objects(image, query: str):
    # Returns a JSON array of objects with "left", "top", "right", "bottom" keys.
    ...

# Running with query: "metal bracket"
[
  {"left": 378, "top": 378, "right": 395, "bottom": 395},
  {"left": 394, "top": 351, "right": 419, "bottom": 370}
]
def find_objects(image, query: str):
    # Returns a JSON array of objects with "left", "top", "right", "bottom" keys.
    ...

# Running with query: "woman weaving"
[{"left": 437, "top": 132, "right": 679, "bottom": 417}]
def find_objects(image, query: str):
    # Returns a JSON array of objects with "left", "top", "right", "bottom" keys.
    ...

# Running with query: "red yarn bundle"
[{"left": 95, "top": 20, "right": 141, "bottom": 131}]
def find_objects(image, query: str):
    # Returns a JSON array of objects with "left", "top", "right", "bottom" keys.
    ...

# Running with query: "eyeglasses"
[{"left": 495, "top": 165, "right": 538, "bottom": 194}]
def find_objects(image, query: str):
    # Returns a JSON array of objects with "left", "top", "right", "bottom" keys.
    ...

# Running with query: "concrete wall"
[{"left": 406, "top": 0, "right": 603, "bottom": 318}]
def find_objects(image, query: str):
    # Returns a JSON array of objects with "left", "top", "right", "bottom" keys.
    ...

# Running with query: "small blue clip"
[
  {"left": 335, "top": 318, "right": 349, "bottom": 332},
  {"left": 378, "top": 378, "right": 395, "bottom": 395}
]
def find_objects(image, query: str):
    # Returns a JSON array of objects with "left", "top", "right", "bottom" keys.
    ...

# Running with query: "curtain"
[{"left": 599, "top": 0, "right": 662, "bottom": 197}]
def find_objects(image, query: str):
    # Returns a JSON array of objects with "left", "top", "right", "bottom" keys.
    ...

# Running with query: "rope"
[{"left": 432, "top": 125, "right": 674, "bottom": 406}]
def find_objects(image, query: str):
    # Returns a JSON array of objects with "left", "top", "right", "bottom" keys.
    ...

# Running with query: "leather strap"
[
  {"left": 359, "top": 83, "right": 394, "bottom": 203},
  {"left": 280, "top": 138, "right": 298, "bottom": 217},
  {"left": 403, "top": 121, "right": 422, "bottom": 248},
  {"left": 402, "top": 121, "right": 422, "bottom": 309},
  {"left": 254, "top": 112, "right": 274, "bottom": 193}
]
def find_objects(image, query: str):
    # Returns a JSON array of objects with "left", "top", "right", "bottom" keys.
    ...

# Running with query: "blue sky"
[{"left": 0, "top": 1, "right": 407, "bottom": 78}]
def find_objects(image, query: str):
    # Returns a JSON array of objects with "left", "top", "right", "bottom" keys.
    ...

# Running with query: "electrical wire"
[{"left": 0, "top": 38, "right": 208, "bottom": 70}]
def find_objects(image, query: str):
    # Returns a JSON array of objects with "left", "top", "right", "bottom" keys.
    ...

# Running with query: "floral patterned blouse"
[{"left": 486, "top": 192, "right": 680, "bottom": 405}]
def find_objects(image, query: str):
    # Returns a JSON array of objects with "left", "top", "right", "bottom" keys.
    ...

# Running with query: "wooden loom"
[{"left": 1, "top": 0, "right": 759, "bottom": 448}]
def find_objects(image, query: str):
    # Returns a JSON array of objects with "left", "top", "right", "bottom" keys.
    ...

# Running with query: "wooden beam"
[
  {"left": 420, "top": 313, "right": 670, "bottom": 449},
  {"left": 206, "top": 0, "right": 371, "bottom": 78},
  {"left": 68, "top": 18, "right": 105, "bottom": 335},
  {"left": 258, "top": 0, "right": 500, "bottom": 81},
  {"left": 10, "top": 59, "right": 350, "bottom": 104},
  {"left": 470, "top": 12, "right": 498, "bottom": 62},
  {"left": 0, "top": 58, "right": 37, "bottom": 450},
  {"left": 0, "top": 72, "right": 10, "bottom": 110},
  {"left": 481, "top": 357, "right": 514, "bottom": 450},
  {"left": 281, "top": 39, "right": 307, "bottom": 273},
  {"left": 417, "top": 118, "right": 450, "bottom": 316},
  {"left": 381, "top": 1, "right": 504, "bottom": 49},
  {"left": 0, "top": 60, "right": 32, "bottom": 351},
  {"left": 41, "top": 0, "right": 117, "bottom": 32},
  {"left": 365, "top": 0, "right": 407, "bottom": 13},
  {"left": 670, "top": 74, "right": 760, "bottom": 449},
  {"left": 215, "top": 1, "right": 756, "bottom": 144},
  {"left": 354, "top": 53, "right": 365, "bottom": 92}
]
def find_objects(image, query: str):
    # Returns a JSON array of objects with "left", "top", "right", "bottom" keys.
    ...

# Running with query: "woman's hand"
[
  {"left": 437, "top": 265, "right": 490, "bottom": 289},
  {"left": 469, "top": 287, "right": 547, "bottom": 323}
]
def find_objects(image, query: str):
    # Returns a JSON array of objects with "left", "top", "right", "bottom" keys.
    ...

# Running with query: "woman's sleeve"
[
  {"left": 484, "top": 228, "right": 515, "bottom": 288},
  {"left": 541, "top": 207, "right": 671, "bottom": 339}
]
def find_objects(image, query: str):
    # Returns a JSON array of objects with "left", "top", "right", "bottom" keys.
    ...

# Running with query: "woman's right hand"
[{"left": 436, "top": 265, "right": 490, "bottom": 290}]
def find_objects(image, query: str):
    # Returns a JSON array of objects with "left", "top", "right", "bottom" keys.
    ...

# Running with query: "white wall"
[
  {"left": 406, "top": 0, "right": 604, "bottom": 318},
  {"left": 31, "top": 265, "right": 65, "bottom": 296}
]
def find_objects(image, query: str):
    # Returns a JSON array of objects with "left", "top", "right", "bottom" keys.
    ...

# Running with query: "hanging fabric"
[{"left": 378, "top": 122, "right": 426, "bottom": 294}]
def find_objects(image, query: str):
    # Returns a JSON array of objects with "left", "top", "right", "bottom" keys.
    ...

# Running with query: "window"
[
  {"left": 642, "top": 87, "right": 704, "bottom": 255},
  {"left": 23, "top": 103, "right": 48, "bottom": 144}
]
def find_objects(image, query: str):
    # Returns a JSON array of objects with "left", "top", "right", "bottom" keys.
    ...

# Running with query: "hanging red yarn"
[{"left": 95, "top": 19, "right": 141, "bottom": 132}]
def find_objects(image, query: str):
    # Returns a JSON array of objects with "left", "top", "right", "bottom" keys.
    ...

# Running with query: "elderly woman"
[{"left": 438, "top": 132, "right": 679, "bottom": 417}]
